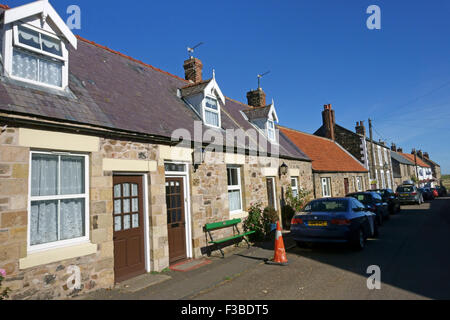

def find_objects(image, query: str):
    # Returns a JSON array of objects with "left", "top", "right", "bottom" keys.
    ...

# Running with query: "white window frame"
[
  {"left": 291, "top": 177, "right": 299, "bottom": 197},
  {"left": 27, "top": 151, "right": 90, "bottom": 254},
  {"left": 203, "top": 95, "right": 221, "bottom": 128},
  {"left": 321, "top": 177, "right": 332, "bottom": 198},
  {"left": 227, "top": 166, "right": 243, "bottom": 214},
  {"left": 267, "top": 119, "right": 276, "bottom": 142},
  {"left": 356, "top": 176, "right": 363, "bottom": 192},
  {"left": 4, "top": 23, "right": 69, "bottom": 90}
]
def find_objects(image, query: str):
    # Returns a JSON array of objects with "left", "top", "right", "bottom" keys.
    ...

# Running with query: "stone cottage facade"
[
  {"left": 0, "top": 1, "right": 313, "bottom": 299},
  {"left": 314, "top": 105, "right": 394, "bottom": 191},
  {"left": 280, "top": 127, "right": 369, "bottom": 198},
  {"left": 390, "top": 145, "right": 416, "bottom": 189}
]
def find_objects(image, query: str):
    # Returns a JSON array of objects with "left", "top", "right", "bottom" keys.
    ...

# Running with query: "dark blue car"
[{"left": 291, "top": 198, "right": 376, "bottom": 250}]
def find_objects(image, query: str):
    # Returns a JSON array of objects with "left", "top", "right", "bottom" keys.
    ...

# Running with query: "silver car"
[{"left": 396, "top": 185, "right": 423, "bottom": 205}]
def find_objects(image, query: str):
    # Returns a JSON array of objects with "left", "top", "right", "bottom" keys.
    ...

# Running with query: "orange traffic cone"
[{"left": 265, "top": 221, "right": 289, "bottom": 266}]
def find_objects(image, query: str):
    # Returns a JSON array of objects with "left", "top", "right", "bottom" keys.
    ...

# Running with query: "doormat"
[{"left": 169, "top": 259, "right": 212, "bottom": 272}]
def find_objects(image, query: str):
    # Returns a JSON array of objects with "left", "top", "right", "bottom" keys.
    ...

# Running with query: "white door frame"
[
  {"left": 267, "top": 177, "right": 278, "bottom": 210},
  {"left": 113, "top": 172, "right": 151, "bottom": 273},
  {"left": 164, "top": 162, "right": 193, "bottom": 259}
]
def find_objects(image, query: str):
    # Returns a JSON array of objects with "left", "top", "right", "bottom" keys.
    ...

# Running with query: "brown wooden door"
[
  {"left": 166, "top": 177, "right": 187, "bottom": 264},
  {"left": 266, "top": 177, "right": 277, "bottom": 210},
  {"left": 113, "top": 176, "right": 146, "bottom": 283},
  {"left": 344, "top": 178, "right": 350, "bottom": 195}
]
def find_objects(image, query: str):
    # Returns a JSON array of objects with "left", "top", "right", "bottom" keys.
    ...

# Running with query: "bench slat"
[
  {"left": 204, "top": 218, "right": 242, "bottom": 231},
  {"left": 209, "top": 231, "right": 255, "bottom": 244}
]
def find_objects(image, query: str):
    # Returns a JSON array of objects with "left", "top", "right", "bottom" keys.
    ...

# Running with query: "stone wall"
[
  {"left": 0, "top": 127, "right": 114, "bottom": 300},
  {"left": 0, "top": 128, "right": 315, "bottom": 298},
  {"left": 314, "top": 172, "right": 370, "bottom": 198}
]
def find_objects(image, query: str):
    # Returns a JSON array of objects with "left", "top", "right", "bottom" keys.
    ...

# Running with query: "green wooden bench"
[{"left": 203, "top": 218, "right": 255, "bottom": 258}]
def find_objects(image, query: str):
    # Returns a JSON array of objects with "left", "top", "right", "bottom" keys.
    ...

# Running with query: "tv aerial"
[
  {"left": 187, "top": 42, "right": 204, "bottom": 59},
  {"left": 257, "top": 71, "right": 271, "bottom": 89}
]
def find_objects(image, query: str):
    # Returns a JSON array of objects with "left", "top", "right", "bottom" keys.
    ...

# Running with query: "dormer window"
[
  {"left": 267, "top": 120, "right": 275, "bottom": 141},
  {"left": 204, "top": 96, "right": 220, "bottom": 127},
  {"left": 2, "top": 1, "right": 78, "bottom": 91},
  {"left": 11, "top": 24, "right": 65, "bottom": 88}
]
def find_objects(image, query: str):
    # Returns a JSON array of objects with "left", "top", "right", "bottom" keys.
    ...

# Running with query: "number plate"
[{"left": 307, "top": 221, "right": 328, "bottom": 227}]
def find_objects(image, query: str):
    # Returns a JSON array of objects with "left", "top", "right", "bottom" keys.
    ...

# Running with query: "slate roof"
[
  {"left": 0, "top": 26, "right": 309, "bottom": 161},
  {"left": 280, "top": 126, "right": 368, "bottom": 173},
  {"left": 391, "top": 151, "right": 415, "bottom": 165},
  {"left": 180, "top": 80, "right": 211, "bottom": 97}
]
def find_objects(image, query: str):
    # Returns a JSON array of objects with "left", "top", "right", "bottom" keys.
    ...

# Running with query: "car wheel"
[{"left": 352, "top": 228, "right": 366, "bottom": 251}]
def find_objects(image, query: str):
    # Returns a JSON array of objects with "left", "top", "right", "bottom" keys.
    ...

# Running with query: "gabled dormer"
[
  {"left": 243, "top": 87, "right": 279, "bottom": 143},
  {"left": 180, "top": 57, "right": 225, "bottom": 128},
  {"left": 1, "top": 0, "right": 77, "bottom": 90}
]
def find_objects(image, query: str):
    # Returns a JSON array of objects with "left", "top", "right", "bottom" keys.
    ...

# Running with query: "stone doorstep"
[{"left": 116, "top": 273, "right": 172, "bottom": 294}]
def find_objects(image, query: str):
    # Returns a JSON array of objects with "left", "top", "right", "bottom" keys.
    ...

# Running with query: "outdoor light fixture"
[
  {"left": 279, "top": 162, "right": 289, "bottom": 177},
  {"left": 192, "top": 146, "right": 204, "bottom": 172}
]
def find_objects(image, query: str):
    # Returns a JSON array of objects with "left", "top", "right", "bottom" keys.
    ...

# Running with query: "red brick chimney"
[
  {"left": 391, "top": 143, "right": 397, "bottom": 152},
  {"left": 183, "top": 57, "right": 203, "bottom": 83},
  {"left": 322, "top": 104, "right": 335, "bottom": 141},
  {"left": 355, "top": 121, "right": 366, "bottom": 136},
  {"left": 246, "top": 88, "right": 266, "bottom": 108}
]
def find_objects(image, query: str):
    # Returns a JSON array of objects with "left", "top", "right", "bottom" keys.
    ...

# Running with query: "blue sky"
[{"left": 5, "top": 0, "right": 450, "bottom": 173}]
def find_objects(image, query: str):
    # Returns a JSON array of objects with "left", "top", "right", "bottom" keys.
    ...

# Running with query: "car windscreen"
[
  {"left": 349, "top": 194, "right": 371, "bottom": 205},
  {"left": 397, "top": 186, "right": 414, "bottom": 192},
  {"left": 304, "top": 200, "right": 348, "bottom": 213}
]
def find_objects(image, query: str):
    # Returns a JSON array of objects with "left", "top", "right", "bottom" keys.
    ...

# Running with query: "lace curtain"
[
  {"left": 12, "top": 49, "right": 62, "bottom": 87},
  {"left": 30, "top": 154, "right": 86, "bottom": 246},
  {"left": 228, "top": 190, "right": 242, "bottom": 212},
  {"left": 205, "top": 109, "right": 219, "bottom": 127}
]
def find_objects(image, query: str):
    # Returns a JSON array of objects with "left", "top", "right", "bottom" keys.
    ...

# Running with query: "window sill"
[
  {"left": 230, "top": 211, "right": 248, "bottom": 219},
  {"left": 19, "top": 242, "right": 98, "bottom": 270}
]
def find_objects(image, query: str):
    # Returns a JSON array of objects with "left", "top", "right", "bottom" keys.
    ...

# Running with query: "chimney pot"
[{"left": 355, "top": 120, "right": 366, "bottom": 136}]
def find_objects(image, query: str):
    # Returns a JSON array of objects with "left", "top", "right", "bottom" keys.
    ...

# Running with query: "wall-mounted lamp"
[
  {"left": 192, "top": 146, "right": 204, "bottom": 172},
  {"left": 279, "top": 162, "right": 289, "bottom": 177}
]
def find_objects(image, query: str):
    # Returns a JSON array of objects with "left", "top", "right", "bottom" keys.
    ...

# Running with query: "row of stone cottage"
[{"left": 0, "top": 1, "right": 441, "bottom": 299}]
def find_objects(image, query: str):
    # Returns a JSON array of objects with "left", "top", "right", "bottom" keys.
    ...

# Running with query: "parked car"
[
  {"left": 347, "top": 192, "right": 389, "bottom": 226},
  {"left": 291, "top": 198, "right": 377, "bottom": 250},
  {"left": 419, "top": 187, "right": 434, "bottom": 201},
  {"left": 437, "top": 186, "right": 447, "bottom": 197},
  {"left": 396, "top": 184, "right": 424, "bottom": 205},
  {"left": 431, "top": 188, "right": 439, "bottom": 198},
  {"left": 372, "top": 188, "right": 401, "bottom": 215}
]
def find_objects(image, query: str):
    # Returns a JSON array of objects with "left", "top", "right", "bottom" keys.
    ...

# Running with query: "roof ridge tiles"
[
  {"left": 75, "top": 35, "right": 189, "bottom": 84},
  {"left": 277, "top": 125, "right": 335, "bottom": 142}
]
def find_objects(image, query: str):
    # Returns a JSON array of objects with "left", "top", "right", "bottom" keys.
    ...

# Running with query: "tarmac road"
[{"left": 194, "top": 196, "right": 450, "bottom": 300}]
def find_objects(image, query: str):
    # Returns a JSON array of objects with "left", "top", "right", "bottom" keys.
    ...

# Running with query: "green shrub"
[
  {"left": 243, "top": 202, "right": 265, "bottom": 242},
  {"left": 0, "top": 269, "right": 10, "bottom": 300},
  {"left": 283, "top": 186, "right": 312, "bottom": 229}
]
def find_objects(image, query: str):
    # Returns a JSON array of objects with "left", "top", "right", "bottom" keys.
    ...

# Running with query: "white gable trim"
[
  {"left": 204, "top": 78, "right": 225, "bottom": 105},
  {"left": 4, "top": 0, "right": 77, "bottom": 49},
  {"left": 268, "top": 100, "right": 279, "bottom": 123}
]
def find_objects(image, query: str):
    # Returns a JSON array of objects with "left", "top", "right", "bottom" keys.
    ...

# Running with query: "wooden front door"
[
  {"left": 266, "top": 177, "right": 277, "bottom": 210},
  {"left": 166, "top": 177, "right": 187, "bottom": 265},
  {"left": 344, "top": 178, "right": 350, "bottom": 195},
  {"left": 113, "top": 176, "right": 146, "bottom": 283}
]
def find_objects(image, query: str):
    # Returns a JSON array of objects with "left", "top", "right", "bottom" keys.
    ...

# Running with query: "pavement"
[{"left": 82, "top": 195, "right": 450, "bottom": 300}]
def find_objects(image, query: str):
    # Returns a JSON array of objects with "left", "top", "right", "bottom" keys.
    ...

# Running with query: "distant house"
[
  {"left": 314, "top": 105, "right": 395, "bottom": 190},
  {"left": 0, "top": 1, "right": 314, "bottom": 299},
  {"left": 398, "top": 151, "right": 434, "bottom": 188},
  {"left": 280, "top": 127, "right": 369, "bottom": 198},
  {"left": 390, "top": 145, "right": 416, "bottom": 189},
  {"left": 416, "top": 151, "right": 441, "bottom": 186}
]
